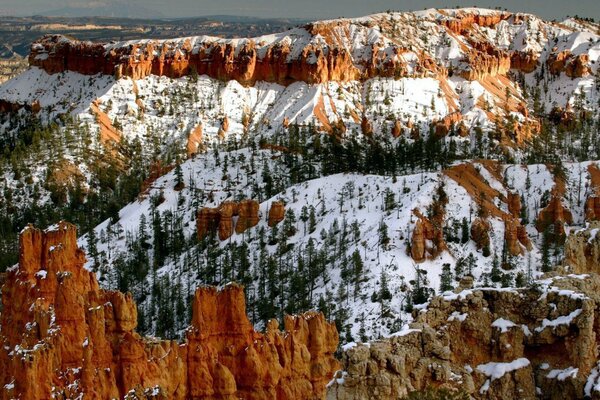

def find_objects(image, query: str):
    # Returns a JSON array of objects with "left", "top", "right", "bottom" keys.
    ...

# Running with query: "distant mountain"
[{"left": 41, "top": 1, "right": 163, "bottom": 19}]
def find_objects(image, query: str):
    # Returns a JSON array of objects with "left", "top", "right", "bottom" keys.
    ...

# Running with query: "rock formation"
[
  {"left": 410, "top": 210, "right": 446, "bottom": 263},
  {"left": 268, "top": 201, "right": 286, "bottom": 227},
  {"left": 470, "top": 218, "right": 490, "bottom": 251},
  {"left": 327, "top": 273, "right": 600, "bottom": 399},
  {"left": 507, "top": 192, "right": 522, "bottom": 218},
  {"left": 548, "top": 50, "right": 591, "bottom": 78},
  {"left": 564, "top": 222, "right": 600, "bottom": 274},
  {"left": 584, "top": 164, "right": 600, "bottom": 222},
  {"left": 0, "top": 222, "right": 339, "bottom": 400},
  {"left": 536, "top": 195, "right": 573, "bottom": 236},
  {"left": 186, "top": 124, "right": 203, "bottom": 157},
  {"left": 503, "top": 216, "right": 532, "bottom": 256},
  {"left": 434, "top": 112, "right": 462, "bottom": 137},
  {"left": 235, "top": 199, "right": 260, "bottom": 234},
  {"left": 197, "top": 199, "right": 261, "bottom": 241}
]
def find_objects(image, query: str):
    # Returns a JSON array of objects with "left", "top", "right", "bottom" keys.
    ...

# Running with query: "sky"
[{"left": 0, "top": 0, "right": 598, "bottom": 21}]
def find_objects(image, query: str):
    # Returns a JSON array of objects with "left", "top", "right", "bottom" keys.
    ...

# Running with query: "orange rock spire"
[{"left": 0, "top": 222, "right": 339, "bottom": 399}]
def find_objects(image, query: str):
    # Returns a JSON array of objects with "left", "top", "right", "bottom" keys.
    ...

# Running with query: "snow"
[
  {"left": 388, "top": 328, "right": 421, "bottom": 338},
  {"left": 35, "top": 270, "right": 48, "bottom": 280},
  {"left": 585, "top": 363, "right": 600, "bottom": 396},
  {"left": 491, "top": 318, "right": 517, "bottom": 333},
  {"left": 448, "top": 311, "right": 468, "bottom": 322},
  {"left": 535, "top": 309, "right": 582, "bottom": 333},
  {"left": 547, "top": 367, "right": 578, "bottom": 381},
  {"left": 476, "top": 358, "right": 531, "bottom": 380},
  {"left": 0, "top": 7, "right": 596, "bottom": 344}
]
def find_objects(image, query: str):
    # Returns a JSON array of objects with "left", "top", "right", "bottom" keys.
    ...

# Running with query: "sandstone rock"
[
  {"left": 470, "top": 218, "right": 490, "bottom": 251},
  {"left": 391, "top": 120, "right": 402, "bottom": 138},
  {"left": 504, "top": 217, "right": 524, "bottom": 256},
  {"left": 510, "top": 51, "right": 538, "bottom": 73},
  {"left": 186, "top": 124, "right": 203, "bottom": 157},
  {"left": 585, "top": 196, "right": 600, "bottom": 222},
  {"left": 410, "top": 210, "right": 446, "bottom": 262},
  {"left": 218, "top": 201, "right": 238, "bottom": 240},
  {"left": 564, "top": 222, "right": 600, "bottom": 274},
  {"left": 360, "top": 116, "right": 373, "bottom": 136},
  {"left": 196, "top": 207, "right": 221, "bottom": 240},
  {"left": 536, "top": 195, "right": 573, "bottom": 235},
  {"left": 197, "top": 200, "right": 262, "bottom": 240},
  {"left": 566, "top": 54, "right": 591, "bottom": 78},
  {"left": 507, "top": 192, "right": 521, "bottom": 218},
  {"left": 1, "top": 223, "right": 339, "bottom": 400},
  {"left": 235, "top": 199, "right": 260, "bottom": 234},
  {"left": 268, "top": 201, "right": 285, "bottom": 227},
  {"left": 328, "top": 274, "right": 600, "bottom": 399},
  {"left": 434, "top": 111, "right": 462, "bottom": 137}
]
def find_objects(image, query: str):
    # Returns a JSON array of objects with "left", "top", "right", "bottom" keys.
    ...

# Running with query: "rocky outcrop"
[
  {"left": 564, "top": 222, "right": 600, "bottom": 274},
  {"left": 410, "top": 210, "right": 446, "bottom": 263},
  {"left": 507, "top": 192, "right": 522, "bottom": 218},
  {"left": 441, "top": 11, "right": 510, "bottom": 34},
  {"left": 548, "top": 50, "right": 591, "bottom": 78},
  {"left": 470, "top": 218, "right": 490, "bottom": 251},
  {"left": 434, "top": 112, "right": 462, "bottom": 137},
  {"left": 90, "top": 100, "right": 121, "bottom": 145},
  {"left": 327, "top": 274, "right": 600, "bottom": 399},
  {"left": 585, "top": 164, "right": 600, "bottom": 222},
  {"left": 391, "top": 120, "right": 402, "bottom": 138},
  {"left": 186, "top": 124, "right": 203, "bottom": 157},
  {"left": 510, "top": 51, "right": 539, "bottom": 73},
  {"left": 459, "top": 42, "right": 511, "bottom": 81},
  {"left": 268, "top": 201, "right": 285, "bottom": 227},
  {"left": 536, "top": 195, "right": 573, "bottom": 235},
  {"left": 1, "top": 222, "right": 339, "bottom": 400},
  {"left": 197, "top": 199, "right": 260, "bottom": 240},
  {"left": 360, "top": 116, "right": 373, "bottom": 136},
  {"left": 504, "top": 216, "right": 531, "bottom": 256},
  {"left": 236, "top": 199, "right": 260, "bottom": 234}
]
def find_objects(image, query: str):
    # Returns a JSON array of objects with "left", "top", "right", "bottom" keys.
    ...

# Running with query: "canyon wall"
[
  {"left": 327, "top": 272, "right": 600, "bottom": 399},
  {"left": 0, "top": 222, "right": 339, "bottom": 400},
  {"left": 26, "top": 10, "right": 563, "bottom": 87}
]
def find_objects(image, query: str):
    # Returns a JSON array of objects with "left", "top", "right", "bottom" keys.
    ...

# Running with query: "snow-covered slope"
[{"left": 78, "top": 137, "right": 599, "bottom": 339}]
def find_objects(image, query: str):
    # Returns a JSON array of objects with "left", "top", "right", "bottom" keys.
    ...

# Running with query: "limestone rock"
[
  {"left": 268, "top": 201, "right": 285, "bottom": 227},
  {"left": 1, "top": 223, "right": 339, "bottom": 400},
  {"left": 197, "top": 199, "right": 260, "bottom": 240},
  {"left": 328, "top": 274, "right": 600, "bottom": 399},
  {"left": 470, "top": 218, "right": 490, "bottom": 251},
  {"left": 536, "top": 195, "right": 573, "bottom": 235},
  {"left": 410, "top": 210, "right": 446, "bottom": 263},
  {"left": 564, "top": 222, "right": 600, "bottom": 274}
]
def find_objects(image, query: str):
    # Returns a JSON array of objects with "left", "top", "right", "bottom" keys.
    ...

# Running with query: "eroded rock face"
[
  {"left": 470, "top": 218, "right": 491, "bottom": 250},
  {"left": 327, "top": 274, "right": 600, "bottom": 400},
  {"left": 1, "top": 222, "right": 339, "bottom": 400},
  {"left": 268, "top": 201, "right": 285, "bottom": 227},
  {"left": 410, "top": 210, "right": 446, "bottom": 263},
  {"left": 504, "top": 216, "right": 532, "bottom": 256},
  {"left": 548, "top": 50, "right": 591, "bottom": 78},
  {"left": 536, "top": 195, "right": 573, "bottom": 235},
  {"left": 197, "top": 199, "right": 260, "bottom": 241},
  {"left": 564, "top": 222, "right": 600, "bottom": 274}
]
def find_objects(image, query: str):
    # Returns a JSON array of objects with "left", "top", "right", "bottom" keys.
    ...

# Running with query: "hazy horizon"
[{"left": 0, "top": 0, "right": 598, "bottom": 21}]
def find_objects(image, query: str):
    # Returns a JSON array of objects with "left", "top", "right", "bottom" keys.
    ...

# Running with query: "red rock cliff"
[{"left": 0, "top": 222, "right": 339, "bottom": 400}]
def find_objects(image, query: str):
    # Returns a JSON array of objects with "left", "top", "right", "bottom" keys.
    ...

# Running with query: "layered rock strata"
[
  {"left": 327, "top": 273, "right": 600, "bottom": 399},
  {"left": 0, "top": 222, "right": 339, "bottom": 400},
  {"left": 197, "top": 199, "right": 260, "bottom": 241}
]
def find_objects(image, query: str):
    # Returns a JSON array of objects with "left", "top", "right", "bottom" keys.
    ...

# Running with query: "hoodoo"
[{"left": 0, "top": 222, "right": 339, "bottom": 399}]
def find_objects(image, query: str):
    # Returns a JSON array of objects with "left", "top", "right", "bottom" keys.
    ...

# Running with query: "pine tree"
[
  {"left": 439, "top": 263, "right": 453, "bottom": 292},
  {"left": 174, "top": 164, "right": 184, "bottom": 191},
  {"left": 378, "top": 220, "right": 390, "bottom": 249}
]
